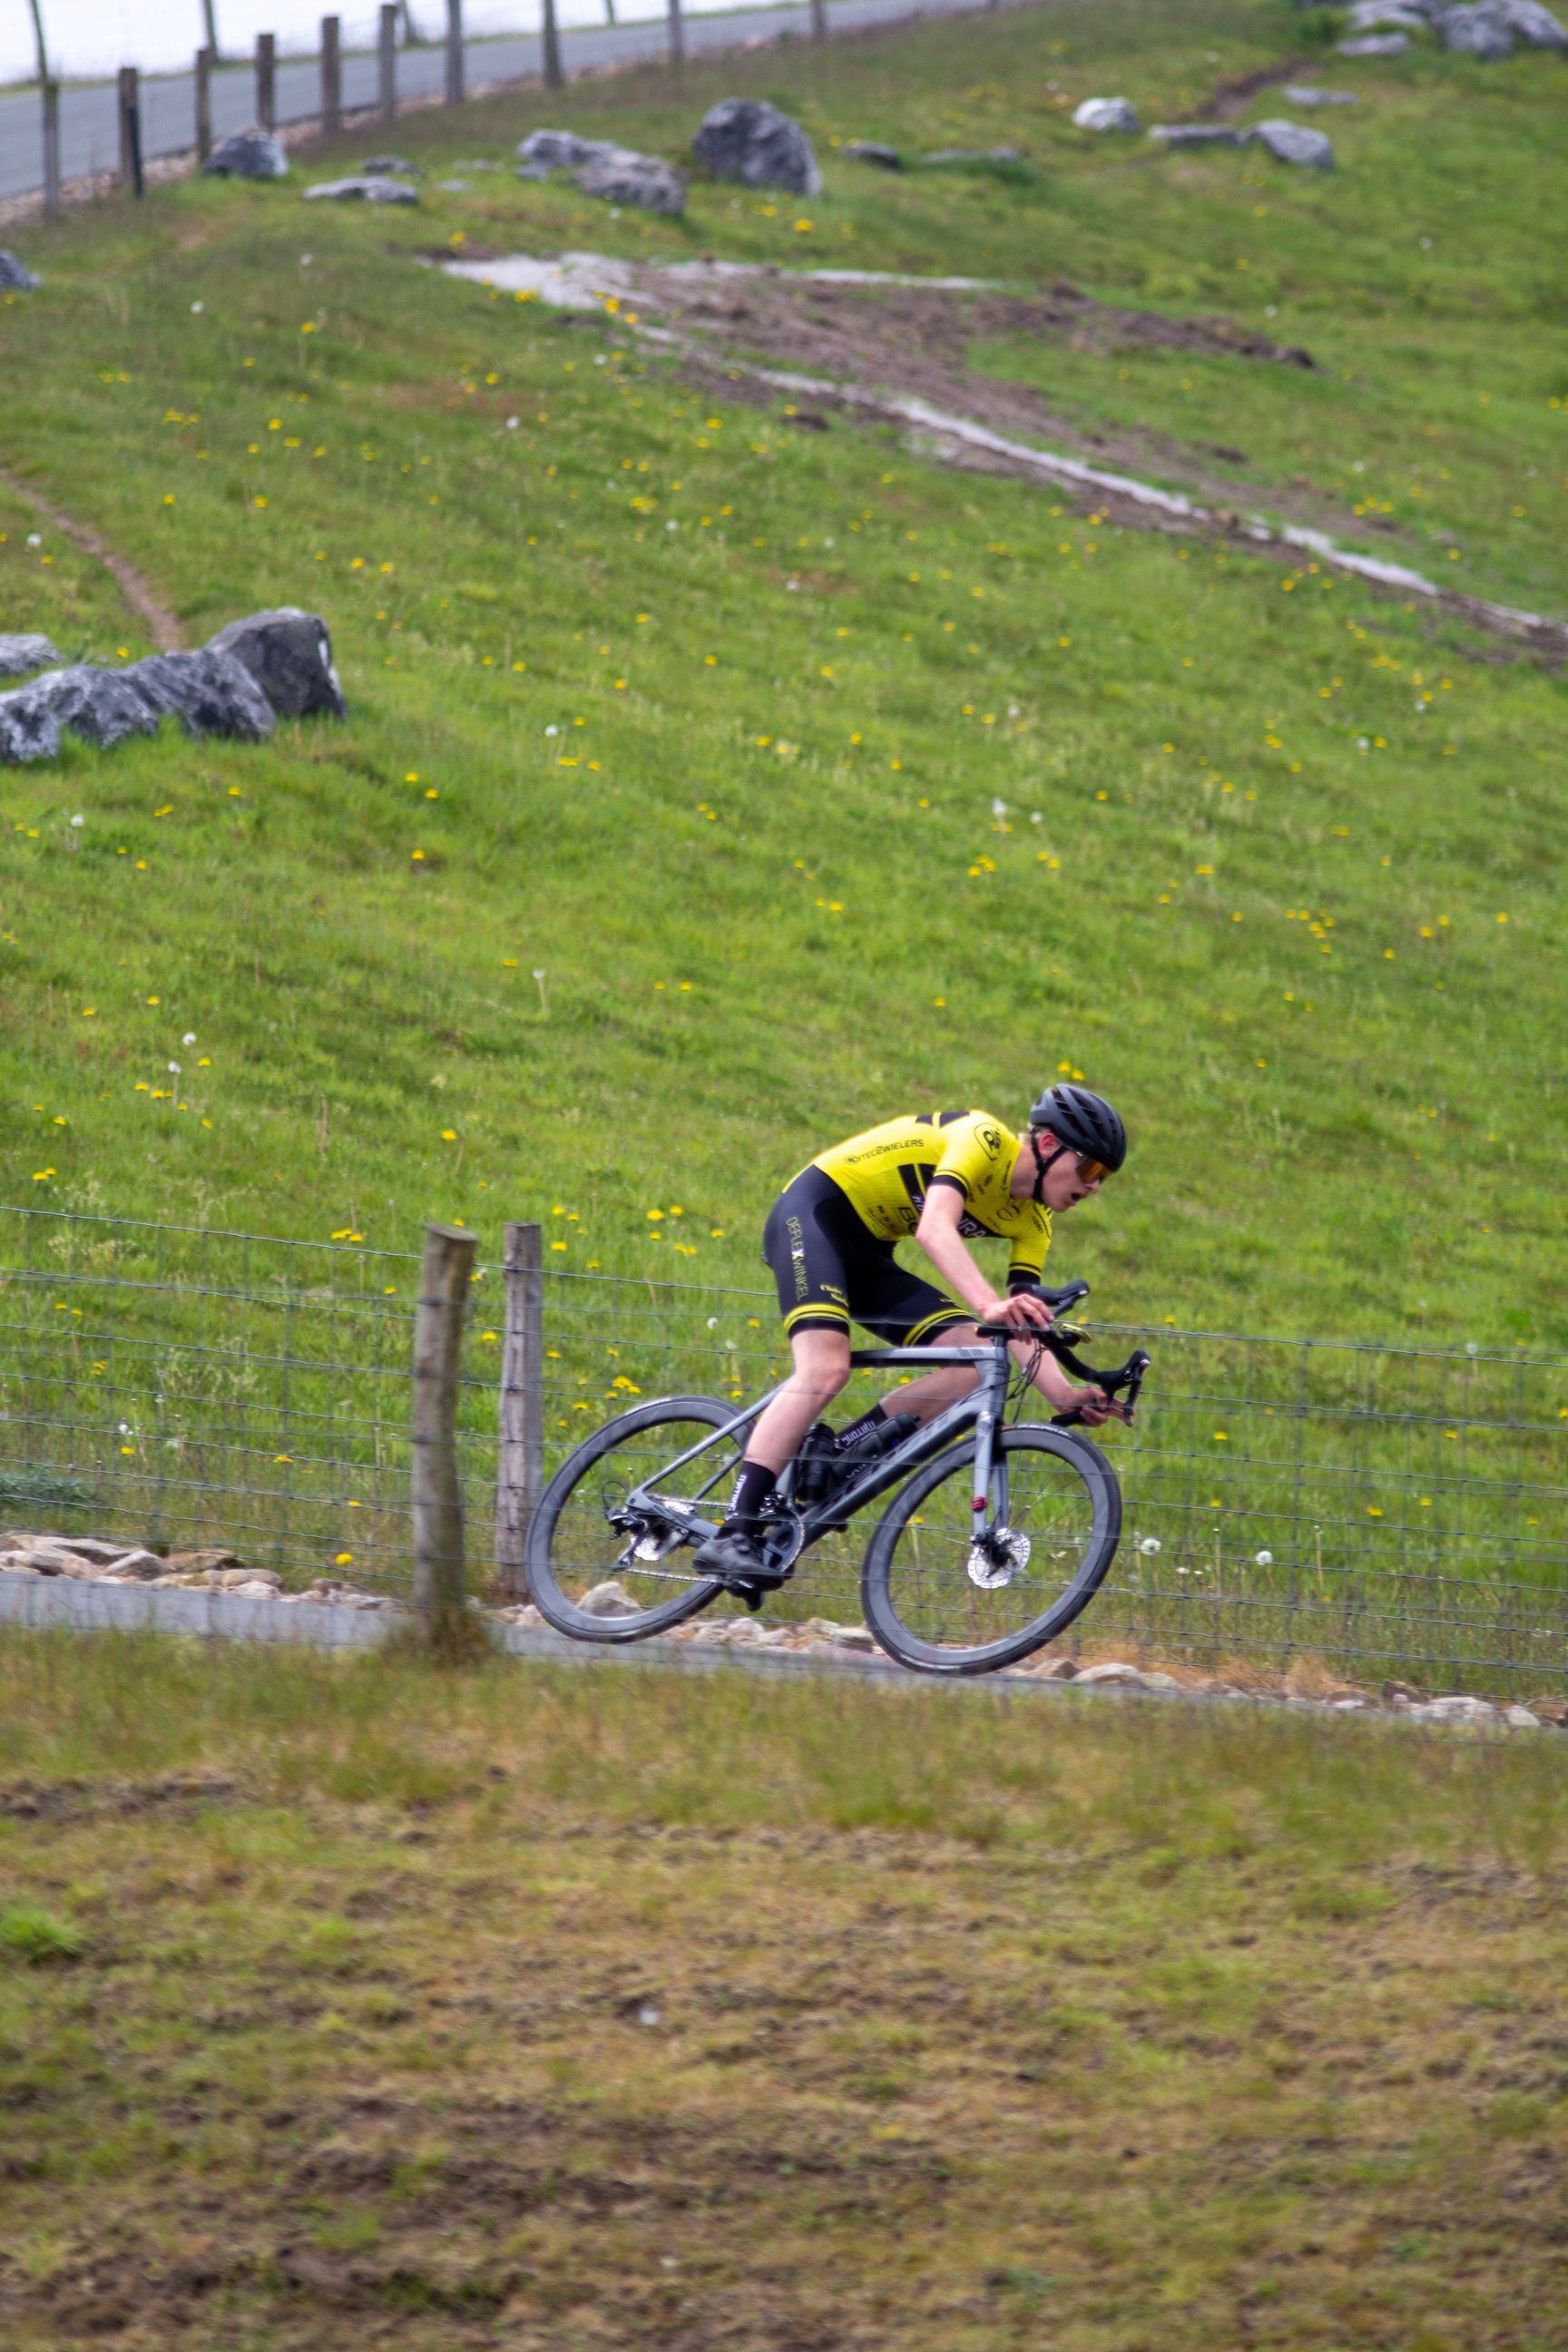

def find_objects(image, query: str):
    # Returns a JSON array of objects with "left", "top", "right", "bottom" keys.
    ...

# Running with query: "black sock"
[
  {"left": 833, "top": 1403, "right": 887, "bottom": 1454},
  {"left": 724, "top": 1457, "right": 777, "bottom": 1530}
]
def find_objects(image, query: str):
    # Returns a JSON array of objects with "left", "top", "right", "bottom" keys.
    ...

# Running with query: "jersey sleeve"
[
  {"left": 1006, "top": 1206, "right": 1053, "bottom": 1291},
  {"left": 929, "top": 1112, "right": 1007, "bottom": 1201}
]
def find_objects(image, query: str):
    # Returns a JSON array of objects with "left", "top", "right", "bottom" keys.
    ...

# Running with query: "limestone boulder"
[
  {"left": 692, "top": 99, "right": 821, "bottom": 196},
  {"left": 204, "top": 128, "right": 288, "bottom": 180},
  {"left": 205, "top": 608, "right": 346, "bottom": 720}
]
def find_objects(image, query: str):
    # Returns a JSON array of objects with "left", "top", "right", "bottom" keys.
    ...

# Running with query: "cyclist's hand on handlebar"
[
  {"left": 990, "top": 1290, "right": 1055, "bottom": 1333},
  {"left": 1074, "top": 1387, "right": 1129, "bottom": 1428}
]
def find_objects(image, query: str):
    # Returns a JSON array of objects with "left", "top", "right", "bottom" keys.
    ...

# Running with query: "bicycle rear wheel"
[
  {"left": 525, "top": 1396, "right": 743, "bottom": 1642},
  {"left": 861, "top": 1425, "right": 1122, "bottom": 1675}
]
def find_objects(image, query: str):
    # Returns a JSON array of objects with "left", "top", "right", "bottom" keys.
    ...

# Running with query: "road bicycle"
[{"left": 524, "top": 1281, "right": 1150, "bottom": 1676}]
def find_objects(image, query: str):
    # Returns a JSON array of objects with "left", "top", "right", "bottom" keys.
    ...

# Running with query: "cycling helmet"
[{"left": 1027, "top": 1083, "right": 1127, "bottom": 1174}]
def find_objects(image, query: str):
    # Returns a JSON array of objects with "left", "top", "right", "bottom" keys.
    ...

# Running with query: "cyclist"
[{"left": 692, "top": 1083, "right": 1128, "bottom": 1592}]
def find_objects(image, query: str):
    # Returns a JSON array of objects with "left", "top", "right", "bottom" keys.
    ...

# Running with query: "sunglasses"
[{"left": 1073, "top": 1156, "right": 1112, "bottom": 1185}]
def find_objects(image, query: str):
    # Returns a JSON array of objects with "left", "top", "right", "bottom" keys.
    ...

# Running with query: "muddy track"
[
  {"left": 615, "top": 270, "right": 1567, "bottom": 662},
  {"left": 0, "top": 462, "right": 182, "bottom": 650}
]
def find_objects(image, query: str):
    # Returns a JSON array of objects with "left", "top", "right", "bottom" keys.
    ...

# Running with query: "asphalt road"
[{"left": 1, "top": 0, "right": 986, "bottom": 203}]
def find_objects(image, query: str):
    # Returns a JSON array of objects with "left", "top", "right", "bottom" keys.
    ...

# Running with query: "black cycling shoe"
[{"left": 691, "top": 1522, "right": 790, "bottom": 1598}]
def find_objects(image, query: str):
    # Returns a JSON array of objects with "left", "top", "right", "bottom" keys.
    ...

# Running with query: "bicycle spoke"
[{"left": 544, "top": 1410, "right": 746, "bottom": 1616}]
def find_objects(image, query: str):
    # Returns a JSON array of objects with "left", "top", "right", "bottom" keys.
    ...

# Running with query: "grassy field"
[
  {"left": 0, "top": 0, "right": 1564, "bottom": 1354},
  {"left": 1, "top": 1631, "right": 1567, "bottom": 2348}
]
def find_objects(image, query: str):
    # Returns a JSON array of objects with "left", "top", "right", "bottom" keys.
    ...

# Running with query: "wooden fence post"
[
  {"left": 117, "top": 68, "right": 143, "bottom": 197},
  {"left": 412, "top": 1220, "right": 477, "bottom": 1633},
  {"left": 542, "top": 0, "right": 563, "bottom": 92},
  {"left": 379, "top": 3, "right": 397, "bottom": 122},
  {"left": 257, "top": 33, "right": 276, "bottom": 131},
  {"left": 667, "top": 0, "right": 684, "bottom": 69},
  {"left": 446, "top": 0, "right": 464, "bottom": 106},
  {"left": 495, "top": 1222, "right": 544, "bottom": 1599},
  {"left": 42, "top": 79, "right": 61, "bottom": 216},
  {"left": 194, "top": 47, "right": 212, "bottom": 163},
  {"left": 320, "top": 15, "right": 341, "bottom": 135},
  {"left": 810, "top": 0, "right": 827, "bottom": 42}
]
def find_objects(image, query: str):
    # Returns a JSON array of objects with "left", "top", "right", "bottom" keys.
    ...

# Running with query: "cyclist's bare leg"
[{"left": 745, "top": 1328, "right": 852, "bottom": 1474}]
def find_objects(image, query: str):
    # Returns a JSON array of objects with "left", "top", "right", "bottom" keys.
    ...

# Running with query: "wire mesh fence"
[
  {"left": 1, "top": 0, "right": 1005, "bottom": 206},
  {"left": 3, "top": 1202, "right": 1565, "bottom": 1697}
]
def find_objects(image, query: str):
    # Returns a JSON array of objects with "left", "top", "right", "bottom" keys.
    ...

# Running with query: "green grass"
[
  {"left": 2, "top": 1630, "right": 1567, "bottom": 2347},
  {"left": 0, "top": 0, "right": 1564, "bottom": 1357}
]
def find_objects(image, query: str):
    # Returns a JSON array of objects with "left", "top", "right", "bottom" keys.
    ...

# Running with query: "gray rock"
[
  {"left": 1406, "top": 1692, "right": 1498, "bottom": 1722},
  {"left": 0, "top": 691, "right": 59, "bottom": 763},
  {"left": 21, "top": 664, "right": 163, "bottom": 750},
  {"left": 575, "top": 151, "right": 687, "bottom": 214},
  {"left": 304, "top": 174, "right": 418, "bottom": 204},
  {"left": 926, "top": 145, "right": 1024, "bottom": 164},
  {"left": 1504, "top": 1704, "right": 1543, "bottom": 1728},
  {"left": 1249, "top": 120, "right": 1336, "bottom": 167},
  {"left": 98, "top": 1549, "right": 165, "bottom": 1581},
  {"left": 828, "top": 1623, "right": 877, "bottom": 1651},
  {"left": 1437, "top": 2, "right": 1514, "bottom": 49},
  {"left": 0, "top": 250, "right": 41, "bottom": 291},
  {"left": 1073, "top": 1660, "right": 1180, "bottom": 1690},
  {"left": 846, "top": 139, "right": 902, "bottom": 167},
  {"left": 123, "top": 649, "right": 277, "bottom": 740},
  {"left": 1347, "top": 0, "right": 1428, "bottom": 24},
  {"left": 1073, "top": 97, "right": 1141, "bottom": 131},
  {"left": 1149, "top": 122, "right": 1249, "bottom": 147},
  {"left": 204, "top": 127, "right": 289, "bottom": 180},
  {"left": 578, "top": 1578, "right": 640, "bottom": 1617},
  {"left": 1497, "top": 0, "right": 1566, "bottom": 44},
  {"left": 359, "top": 152, "right": 417, "bottom": 173},
  {"left": 515, "top": 128, "right": 606, "bottom": 178},
  {"left": 1338, "top": 31, "right": 1411, "bottom": 49},
  {"left": 692, "top": 98, "right": 822, "bottom": 196},
  {"left": 0, "top": 632, "right": 63, "bottom": 679},
  {"left": 205, "top": 607, "right": 346, "bottom": 720},
  {"left": 1282, "top": 83, "right": 1362, "bottom": 103}
]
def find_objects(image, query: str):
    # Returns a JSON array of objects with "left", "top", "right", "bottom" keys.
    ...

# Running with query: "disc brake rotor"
[{"left": 967, "top": 1527, "right": 1032, "bottom": 1590}]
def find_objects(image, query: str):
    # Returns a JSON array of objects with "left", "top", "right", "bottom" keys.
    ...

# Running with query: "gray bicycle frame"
[{"left": 620, "top": 1334, "right": 1021, "bottom": 1553}]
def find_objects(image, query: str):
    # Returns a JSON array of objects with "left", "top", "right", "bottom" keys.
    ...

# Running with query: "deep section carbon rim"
[
  {"left": 525, "top": 1396, "right": 744, "bottom": 1643},
  {"left": 861, "top": 1425, "right": 1122, "bottom": 1675}
]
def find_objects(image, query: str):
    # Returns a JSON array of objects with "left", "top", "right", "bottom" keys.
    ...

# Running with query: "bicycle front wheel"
[
  {"left": 525, "top": 1396, "right": 744, "bottom": 1643},
  {"left": 861, "top": 1424, "right": 1122, "bottom": 1676}
]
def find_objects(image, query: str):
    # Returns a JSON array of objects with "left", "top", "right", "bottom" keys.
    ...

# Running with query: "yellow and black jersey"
[{"left": 808, "top": 1110, "right": 1051, "bottom": 1289}]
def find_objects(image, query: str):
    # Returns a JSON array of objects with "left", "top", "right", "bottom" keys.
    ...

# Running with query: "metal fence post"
[
  {"left": 495, "top": 1222, "right": 544, "bottom": 1599},
  {"left": 811, "top": 0, "right": 827, "bottom": 41},
  {"left": 257, "top": 33, "right": 276, "bottom": 132},
  {"left": 379, "top": 3, "right": 397, "bottom": 121},
  {"left": 320, "top": 15, "right": 341, "bottom": 135},
  {"left": 412, "top": 1221, "right": 476, "bottom": 1632},
  {"left": 446, "top": 0, "right": 464, "bottom": 105},
  {"left": 543, "top": 0, "right": 563, "bottom": 91},
  {"left": 117, "top": 68, "right": 143, "bottom": 197},
  {"left": 668, "top": 0, "right": 684, "bottom": 69},
  {"left": 42, "top": 79, "right": 61, "bottom": 217},
  {"left": 194, "top": 47, "right": 212, "bottom": 162}
]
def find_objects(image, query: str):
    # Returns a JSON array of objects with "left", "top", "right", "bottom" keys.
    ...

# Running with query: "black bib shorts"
[{"left": 761, "top": 1167, "right": 973, "bottom": 1348}]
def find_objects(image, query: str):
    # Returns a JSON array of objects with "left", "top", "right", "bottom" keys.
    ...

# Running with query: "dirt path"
[{"left": 0, "top": 461, "right": 182, "bottom": 651}]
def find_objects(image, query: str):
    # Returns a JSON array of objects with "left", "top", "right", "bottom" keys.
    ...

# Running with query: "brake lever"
[{"left": 1050, "top": 1347, "right": 1152, "bottom": 1429}]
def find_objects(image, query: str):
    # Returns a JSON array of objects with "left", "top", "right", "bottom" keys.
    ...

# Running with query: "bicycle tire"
[
  {"left": 860, "top": 1423, "right": 1122, "bottom": 1676},
  {"left": 525, "top": 1395, "right": 741, "bottom": 1644}
]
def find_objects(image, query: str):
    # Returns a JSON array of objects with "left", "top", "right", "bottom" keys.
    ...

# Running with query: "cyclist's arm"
[{"left": 915, "top": 1188, "right": 1118, "bottom": 1420}]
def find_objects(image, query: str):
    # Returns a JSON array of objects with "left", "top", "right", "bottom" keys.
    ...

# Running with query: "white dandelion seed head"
[
  {"left": 70, "top": 813, "right": 83, "bottom": 827},
  {"left": 666, "top": 519, "right": 678, "bottom": 531},
  {"left": 1254, "top": 1550, "right": 1273, "bottom": 1567},
  {"left": 191, "top": 299, "right": 203, "bottom": 312},
  {"left": 544, "top": 723, "right": 558, "bottom": 736},
  {"left": 532, "top": 967, "right": 545, "bottom": 980},
  {"left": 706, "top": 1316, "right": 719, "bottom": 1330},
  {"left": 992, "top": 797, "right": 1007, "bottom": 818},
  {"left": 168, "top": 1061, "right": 181, "bottom": 1073},
  {"left": 1030, "top": 810, "right": 1043, "bottom": 824},
  {"left": 506, "top": 416, "right": 519, "bottom": 428},
  {"left": 26, "top": 533, "right": 41, "bottom": 547},
  {"left": 1465, "top": 1341, "right": 1479, "bottom": 1357},
  {"left": 1138, "top": 1535, "right": 1161, "bottom": 1555},
  {"left": 183, "top": 1032, "right": 196, "bottom": 1044}
]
